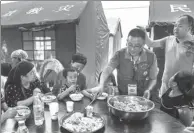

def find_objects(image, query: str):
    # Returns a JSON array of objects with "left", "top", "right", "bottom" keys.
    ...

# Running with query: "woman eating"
[{"left": 4, "top": 60, "right": 48, "bottom": 107}]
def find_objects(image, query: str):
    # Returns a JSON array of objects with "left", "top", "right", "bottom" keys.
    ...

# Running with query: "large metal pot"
[{"left": 107, "top": 95, "right": 155, "bottom": 121}]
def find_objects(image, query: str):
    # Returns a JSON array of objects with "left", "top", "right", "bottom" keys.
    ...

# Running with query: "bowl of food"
[
  {"left": 41, "top": 93, "right": 56, "bottom": 103},
  {"left": 69, "top": 93, "right": 84, "bottom": 101},
  {"left": 60, "top": 112, "right": 105, "bottom": 133},
  {"left": 107, "top": 95, "right": 155, "bottom": 121},
  {"left": 14, "top": 106, "right": 31, "bottom": 121},
  {"left": 97, "top": 92, "right": 108, "bottom": 100}
]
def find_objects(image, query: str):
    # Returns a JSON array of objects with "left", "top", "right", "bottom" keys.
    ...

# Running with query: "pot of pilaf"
[{"left": 107, "top": 95, "right": 155, "bottom": 121}]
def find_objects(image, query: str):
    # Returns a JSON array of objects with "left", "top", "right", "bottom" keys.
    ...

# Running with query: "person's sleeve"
[
  {"left": 107, "top": 51, "right": 120, "bottom": 69},
  {"left": 149, "top": 54, "right": 159, "bottom": 80},
  {"left": 1, "top": 93, "right": 5, "bottom": 103},
  {"left": 5, "top": 85, "right": 21, "bottom": 107}
]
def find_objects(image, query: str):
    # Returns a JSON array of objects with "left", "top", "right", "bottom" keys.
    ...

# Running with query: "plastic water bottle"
[
  {"left": 33, "top": 93, "right": 44, "bottom": 126},
  {"left": 107, "top": 83, "right": 115, "bottom": 101}
]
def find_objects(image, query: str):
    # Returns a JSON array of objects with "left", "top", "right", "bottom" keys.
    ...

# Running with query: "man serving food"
[{"left": 88, "top": 28, "right": 159, "bottom": 99}]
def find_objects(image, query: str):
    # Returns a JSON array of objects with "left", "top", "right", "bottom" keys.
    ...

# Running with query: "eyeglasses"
[{"left": 127, "top": 41, "right": 143, "bottom": 50}]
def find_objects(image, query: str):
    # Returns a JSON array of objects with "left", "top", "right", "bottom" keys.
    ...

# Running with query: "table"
[{"left": 1, "top": 97, "right": 186, "bottom": 133}]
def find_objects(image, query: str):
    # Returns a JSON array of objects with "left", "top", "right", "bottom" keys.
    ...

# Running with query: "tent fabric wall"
[
  {"left": 56, "top": 23, "right": 76, "bottom": 68},
  {"left": 107, "top": 17, "right": 122, "bottom": 58},
  {"left": 1, "top": 28, "right": 23, "bottom": 62},
  {"left": 76, "top": 1, "right": 109, "bottom": 88},
  {"left": 94, "top": 1, "right": 109, "bottom": 84},
  {"left": 76, "top": 1, "right": 96, "bottom": 88}
]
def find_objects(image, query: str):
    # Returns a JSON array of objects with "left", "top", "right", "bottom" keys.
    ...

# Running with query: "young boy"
[
  {"left": 160, "top": 71, "right": 194, "bottom": 126},
  {"left": 57, "top": 67, "right": 80, "bottom": 100}
]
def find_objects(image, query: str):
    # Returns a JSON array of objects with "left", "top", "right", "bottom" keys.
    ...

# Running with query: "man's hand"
[
  {"left": 4, "top": 108, "right": 17, "bottom": 119},
  {"left": 136, "top": 26, "right": 147, "bottom": 33},
  {"left": 82, "top": 90, "right": 94, "bottom": 100},
  {"left": 87, "top": 85, "right": 103, "bottom": 95},
  {"left": 143, "top": 90, "right": 151, "bottom": 99}
]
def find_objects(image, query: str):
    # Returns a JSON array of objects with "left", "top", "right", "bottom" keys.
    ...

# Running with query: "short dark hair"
[
  {"left": 180, "top": 14, "right": 194, "bottom": 34},
  {"left": 127, "top": 28, "right": 146, "bottom": 40},
  {"left": 72, "top": 53, "right": 87, "bottom": 65},
  {"left": 63, "top": 67, "right": 77, "bottom": 78},
  {"left": 174, "top": 71, "right": 194, "bottom": 100},
  {"left": 1, "top": 62, "right": 12, "bottom": 76}
]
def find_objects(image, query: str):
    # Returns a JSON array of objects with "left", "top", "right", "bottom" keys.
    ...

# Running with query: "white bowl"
[
  {"left": 69, "top": 93, "right": 84, "bottom": 101},
  {"left": 97, "top": 92, "right": 108, "bottom": 100}
]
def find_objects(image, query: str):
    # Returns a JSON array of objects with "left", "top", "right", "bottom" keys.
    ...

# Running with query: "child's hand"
[{"left": 67, "top": 84, "right": 77, "bottom": 93}]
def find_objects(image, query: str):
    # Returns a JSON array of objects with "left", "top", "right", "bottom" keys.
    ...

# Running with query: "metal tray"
[{"left": 60, "top": 111, "right": 105, "bottom": 133}]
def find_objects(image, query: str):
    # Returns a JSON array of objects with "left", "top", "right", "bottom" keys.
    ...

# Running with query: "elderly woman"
[
  {"left": 39, "top": 58, "right": 64, "bottom": 94},
  {"left": 1, "top": 49, "right": 28, "bottom": 77},
  {"left": 11, "top": 49, "right": 28, "bottom": 68},
  {"left": 4, "top": 61, "right": 48, "bottom": 107},
  {"left": 161, "top": 71, "right": 194, "bottom": 126}
]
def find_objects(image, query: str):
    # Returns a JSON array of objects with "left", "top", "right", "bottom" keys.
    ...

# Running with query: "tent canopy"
[
  {"left": 107, "top": 17, "right": 123, "bottom": 37},
  {"left": 1, "top": 1, "right": 87, "bottom": 27},
  {"left": 149, "top": 1, "right": 194, "bottom": 26}
]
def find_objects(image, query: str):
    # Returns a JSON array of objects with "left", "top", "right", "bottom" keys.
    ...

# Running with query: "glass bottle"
[{"left": 17, "top": 120, "right": 29, "bottom": 133}]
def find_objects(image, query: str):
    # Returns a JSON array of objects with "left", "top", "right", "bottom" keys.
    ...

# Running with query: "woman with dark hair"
[
  {"left": 161, "top": 71, "right": 194, "bottom": 126},
  {"left": 4, "top": 61, "right": 48, "bottom": 107}
]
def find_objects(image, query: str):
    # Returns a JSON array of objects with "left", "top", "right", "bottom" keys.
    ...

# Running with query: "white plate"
[{"left": 97, "top": 92, "right": 108, "bottom": 100}]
